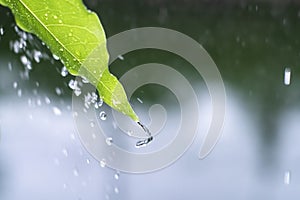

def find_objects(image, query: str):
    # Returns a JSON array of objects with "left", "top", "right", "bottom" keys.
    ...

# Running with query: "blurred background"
[{"left": 0, "top": 0, "right": 300, "bottom": 199}]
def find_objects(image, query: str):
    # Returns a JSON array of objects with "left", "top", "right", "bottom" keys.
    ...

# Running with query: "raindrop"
[
  {"left": 13, "top": 82, "right": 18, "bottom": 89},
  {"left": 114, "top": 172, "right": 120, "bottom": 180},
  {"left": 45, "top": 96, "right": 51, "bottom": 104},
  {"left": 136, "top": 122, "right": 153, "bottom": 148},
  {"left": 68, "top": 79, "right": 77, "bottom": 90},
  {"left": 36, "top": 98, "right": 42, "bottom": 106},
  {"left": 284, "top": 171, "right": 291, "bottom": 185},
  {"left": 137, "top": 97, "right": 143, "bottom": 104},
  {"left": 118, "top": 55, "right": 124, "bottom": 60},
  {"left": 0, "top": 27, "right": 4, "bottom": 35},
  {"left": 100, "top": 159, "right": 106, "bottom": 168},
  {"left": 90, "top": 121, "right": 95, "bottom": 127},
  {"left": 127, "top": 130, "right": 133, "bottom": 136},
  {"left": 17, "top": 89, "right": 22, "bottom": 97},
  {"left": 53, "top": 106, "right": 62, "bottom": 116},
  {"left": 62, "top": 148, "right": 68, "bottom": 157},
  {"left": 74, "top": 88, "right": 81, "bottom": 96},
  {"left": 8, "top": 62, "right": 12, "bottom": 71},
  {"left": 73, "top": 169, "right": 79, "bottom": 177},
  {"left": 73, "top": 111, "right": 78, "bottom": 117},
  {"left": 112, "top": 122, "right": 117, "bottom": 129},
  {"left": 99, "top": 111, "right": 107, "bottom": 120},
  {"left": 20, "top": 55, "right": 32, "bottom": 70},
  {"left": 70, "top": 134, "right": 75, "bottom": 140},
  {"left": 114, "top": 187, "right": 119, "bottom": 194},
  {"left": 284, "top": 67, "right": 291, "bottom": 85},
  {"left": 55, "top": 87, "right": 62, "bottom": 95},
  {"left": 33, "top": 50, "right": 42, "bottom": 63},
  {"left": 94, "top": 98, "right": 103, "bottom": 109},
  {"left": 135, "top": 136, "right": 153, "bottom": 148},
  {"left": 106, "top": 137, "right": 113, "bottom": 146},
  {"left": 86, "top": 159, "right": 90, "bottom": 164}
]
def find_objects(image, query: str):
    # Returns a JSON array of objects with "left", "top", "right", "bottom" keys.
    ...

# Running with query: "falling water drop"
[
  {"left": 99, "top": 111, "right": 107, "bottom": 120},
  {"left": 105, "top": 137, "right": 113, "bottom": 146},
  {"left": 62, "top": 148, "right": 68, "bottom": 157},
  {"left": 55, "top": 87, "right": 62, "bottom": 95},
  {"left": 61, "top": 66, "right": 68, "bottom": 77},
  {"left": 284, "top": 67, "right": 291, "bottom": 85},
  {"left": 118, "top": 55, "right": 124, "bottom": 60},
  {"left": 17, "top": 89, "right": 22, "bottom": 97},
  {"left": 73, "top": 169, "right": 79, "bottom": 177},
  {"left": 0, "top": 27, "right": 4, "bottom": 35},
  {"left": 90, "top": 121, "right": 95, "bottom": 127},
  {"left": 45, "top": 96, "right": 51, "bottom": 104},
  {"left": 13, "top": 82, "right": 18, "bottom": 89},
  {"left": 86, "top": 159, "right": 90, "bottom": 164},
  {"left": 137, "top": 97, "right": 143, "bottom": 104},
  {"left": 284, "top": 171, "right": 291, "bottom": 185},
  {"left": 53, "top": 106, "right": 62, "bottom": 116},
  {"left": 100, "top": 159, "right": 106, "bottom": 168},
  {"left": 33, "top": 50, "right": 42, "bottom": 63},
  {"left": 135, "top": 122, "right": 153, "bottom": 148},
  {"left": 114, "top": 187, "right": 119, "bottom": 194},
  {"left": 114, "top": 172, "right": 120, "bottom": 180}
]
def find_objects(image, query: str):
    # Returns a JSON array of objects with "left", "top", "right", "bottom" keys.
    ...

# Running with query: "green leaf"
[{"left": 0, "top": 0, "right": 139, "bottom": 121}]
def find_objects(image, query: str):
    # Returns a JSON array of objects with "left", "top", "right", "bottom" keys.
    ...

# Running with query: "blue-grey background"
[{"left": 0, "top": 0, "right": 300, "bottom": 199}]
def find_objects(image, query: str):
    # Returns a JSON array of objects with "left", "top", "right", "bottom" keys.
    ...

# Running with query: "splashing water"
[{"left": 135, "top": 122, "right": 153, "bottom": 148}]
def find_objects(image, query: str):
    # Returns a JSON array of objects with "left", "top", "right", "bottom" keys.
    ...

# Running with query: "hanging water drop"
[{"left": 52, "top": 54, "right": 59, "bottom": 60}]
